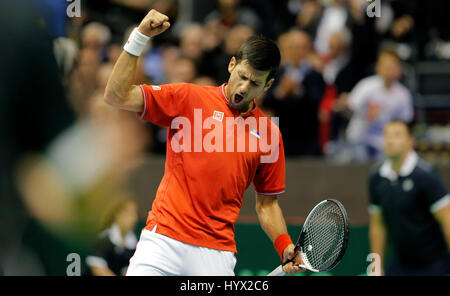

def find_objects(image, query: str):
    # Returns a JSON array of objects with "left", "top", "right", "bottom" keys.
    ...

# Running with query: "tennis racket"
[{"left": 268, "top": 199, "right": 349, "bottom": 276}]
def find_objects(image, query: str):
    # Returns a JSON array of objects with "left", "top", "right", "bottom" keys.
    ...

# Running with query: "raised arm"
[{"left": 104, "top": 9, "right": 170, "bottom": 112}]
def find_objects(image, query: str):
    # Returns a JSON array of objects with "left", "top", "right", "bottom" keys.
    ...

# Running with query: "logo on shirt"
[
  {"left": 170, "top": 109, "right": 280, "bottom": 163},
  {"left": 402, "top": 179, "right": 414, "bottom": 192},
  {"left": 250, "top": 129, "right": 260, "bottom": 139},
  {"left": 213, "top": 111, "right": 224, "bottom": 122},
  {"left": 152, "top": 85, "right": 161, "bottom": 91}
]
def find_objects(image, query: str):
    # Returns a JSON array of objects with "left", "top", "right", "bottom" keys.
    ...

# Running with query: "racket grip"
[{"left": 267, "top": 265, "right": 286, "bottom": 276}]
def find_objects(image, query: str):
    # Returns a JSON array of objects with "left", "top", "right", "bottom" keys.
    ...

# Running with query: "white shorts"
[{"left": 126, "top": 225, "right": 237, "bottom": 276}]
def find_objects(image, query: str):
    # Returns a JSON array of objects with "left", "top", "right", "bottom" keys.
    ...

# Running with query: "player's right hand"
[
  {"left": 137, "top": 9, "right": 170, "bottom": 38},
  {"left": 282, "top": 244, "right": 306, "bottom": 274}
]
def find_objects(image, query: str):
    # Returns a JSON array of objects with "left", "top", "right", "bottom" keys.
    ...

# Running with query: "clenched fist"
[{"left": 137, "top": 9, "right": 170, "bottom": 37}]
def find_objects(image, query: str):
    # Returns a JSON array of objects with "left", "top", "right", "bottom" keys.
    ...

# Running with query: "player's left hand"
[{"left": 282, "top": 244, "right": 306, "bottom": 274}]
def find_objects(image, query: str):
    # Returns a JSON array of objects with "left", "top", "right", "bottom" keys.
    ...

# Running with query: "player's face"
[
  {"left": 383, "top": 123, "right": 413, "bottom": 158},
  {"left": 226, "top": 57, "right": 274, "bottom": 112},
  {"left": 376, "top": 54, "right": 402, "bottom": 83},
  {"left": 116, "top": 201, "right": 138, "bottom": 231}
]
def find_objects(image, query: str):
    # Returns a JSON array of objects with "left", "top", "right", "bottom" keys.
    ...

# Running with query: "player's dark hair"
[{"left": 235, "top": 35, "right": 281, "bottom": 83}]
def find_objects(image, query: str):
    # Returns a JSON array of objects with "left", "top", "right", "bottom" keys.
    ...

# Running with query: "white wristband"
[{"left": 123, "top": 27, "right": 150, "bottom": 56}]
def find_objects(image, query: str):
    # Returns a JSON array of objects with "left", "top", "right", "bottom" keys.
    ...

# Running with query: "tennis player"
[
  {"left": 104, "top": 9, "right": 304, "bottom": 275},
  {"left": 368, "top": 121, "right": 450, "bottom": 275}
]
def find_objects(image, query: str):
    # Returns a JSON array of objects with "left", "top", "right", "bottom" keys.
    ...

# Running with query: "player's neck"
[
  {"left": 117, "top": 224, "right": 128, "bottom": 239},
  {"left": 390, "top": 151, "right": 409, "bottom": 173},
  {"left": 383, "top": 79, "right": 394, "bottom": 89},
  {"left": 224, "top": 84, "right": 254, "bottom": 114},
  {"left": 240, "top": 101, "right": 254, "bottom": 115}
]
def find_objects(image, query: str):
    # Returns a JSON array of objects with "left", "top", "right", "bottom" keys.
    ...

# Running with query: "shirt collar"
[
  {"left": 379, "top": 150, "right": 418, "bottom": 181},
  {"left": 107, "top": 223, "right": 137, "bottom": 249},
  {"left": 220, "top": 83, "right": 229, "bottom": 104}
]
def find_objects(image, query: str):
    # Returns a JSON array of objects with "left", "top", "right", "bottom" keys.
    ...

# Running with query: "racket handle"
[{"left": 267, "top": 265, "right": 285, "bottom": 276}]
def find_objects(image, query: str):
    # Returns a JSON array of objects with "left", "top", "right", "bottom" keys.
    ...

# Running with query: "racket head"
[{"left": 294, "top": 199, "right": 349, "bottom": 272}]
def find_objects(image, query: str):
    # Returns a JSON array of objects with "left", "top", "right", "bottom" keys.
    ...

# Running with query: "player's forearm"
[
  {"left": 105, "top": 9, "right": 170, "bottom": 108},
  {"left": 256, "top": 195, "right": 288, "bottom": 241},
  {"left": 434, "top": 205, "right": 450, "bottom": 252},
  {"left": 104, "top": 51, "right": 139, "bottom": 106},
  {"left": 369, "top": 223, "right": 387, "bottom": 264}
]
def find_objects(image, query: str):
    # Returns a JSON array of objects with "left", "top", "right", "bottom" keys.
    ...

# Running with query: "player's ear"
[
  {"left": 228, "top": 57, "right": 237, "bottom": 74},
  {"left": 263, "top": 78, "right": 275, "bottom": 91}
]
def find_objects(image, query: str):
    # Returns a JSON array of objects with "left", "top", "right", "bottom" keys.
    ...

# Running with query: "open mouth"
[{"left": 234, "top": 93, "right": 244, "bottom": 104}]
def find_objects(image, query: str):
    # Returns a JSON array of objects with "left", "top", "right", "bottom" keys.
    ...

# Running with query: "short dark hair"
[{"left": 235, "top": 35, "right": 281, "bottom": 83}]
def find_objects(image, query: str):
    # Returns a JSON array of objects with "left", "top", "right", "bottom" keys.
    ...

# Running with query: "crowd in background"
[{"left": 32, "top": 0, "right": 450, "bottom": 163}]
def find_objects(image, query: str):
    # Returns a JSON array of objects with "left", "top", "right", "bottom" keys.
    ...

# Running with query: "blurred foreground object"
[{"left": 15, "top": 98, "right": 149, "bottom": 245}]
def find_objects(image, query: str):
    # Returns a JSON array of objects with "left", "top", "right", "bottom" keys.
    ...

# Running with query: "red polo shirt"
[{"left": 138, "top": 83, "right": 285, "bottom": 253}]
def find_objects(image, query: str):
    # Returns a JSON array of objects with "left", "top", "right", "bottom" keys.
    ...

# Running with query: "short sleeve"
[
  {"left": 253, "top": 131, "right": 285, "bottom": 195},
  {"left": 347, "top": 80, "right": 369, "bottom": 113},
  {"left": 420, "top": 168, "right": 449, "bottom": 213},
  {"left": 138, "top": 83, "right": 188, "bottom": 126},
  {"left": 393, "top": 89, "right": 413, "bottom": 122},
  {"left": 368, "top": 170, "right": 382, "bottom": 214}
]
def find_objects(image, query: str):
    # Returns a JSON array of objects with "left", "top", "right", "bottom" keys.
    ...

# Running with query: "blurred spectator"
[
  {"left": 180, "top": 23, "right": 205, "bottom": 61},
  {"left": 203, "top": 24, "right": 255, "bottom": 82},
  {"left": 295, "top": 0, "right": 375, "bottom": 64},
  {"left": 68, "top": 48, "right": 102, "bottom": 116},
  {"left": 53, "top": 36, "right": 79, "bottom": 85},
  {"left": 344, "top": 49, "right": 414, "bottom": 162},
  {"left": 107, "top": 43, "right": 123, "bottom": 64},
  {"left": 0, "top": 0, "right": 76, "bottom": 275},
  {"left": 373, "top": 0, "right": 415, "bottom": 42},
  {"left": 15, "top": 91, "right": 150, "bottom": 247},
  {"left": 224, "top": 25, "right": 255, "bottom": 64},
  {"left": 264, "top": 0, "right": 299, "bottom": 35},
  {"left": 167, "top": 58, "right": 197, "bottom": 83},
  {"left": 202, "top": 19, "right": 229, "bottom": 53},
  {"left": 361, "top": 0, "right": 416, "bottom": 62},
  {"left": 144, "top": 45, "right": 180, "bottom": 85},
  {"left": 81, "top": 22, "right": 112, "bottom": 54},
  {"left": 86, "top": 198, "right": 138, "bottom": 276},
  {"left": 295, "top": 0, "right": 323, "bottom": 38},
  {"left": 312, "top": 0, "right": 349, "bottom": 57},
  {"left": 322, "top": 29, "right": 353, "bottom": 88},
  {"left": 318, "top": 28, "right": 360, "bottom": 152},
  {"left": 205, "top": 0, "right": 263, "bottom": 33},
  {"left": 334, "top": 1, "right": 375, "bottom": 81},
  {"left": 263, "top": 29, "right": 325, "bottom": 156},
  {"left": 141, "top": 23, "right": 202, "bottom": 84}
]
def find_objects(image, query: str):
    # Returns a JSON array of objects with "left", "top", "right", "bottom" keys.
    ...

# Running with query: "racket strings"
[{"left": 302, "top": 202, "right": 346, "bottom": 271}]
